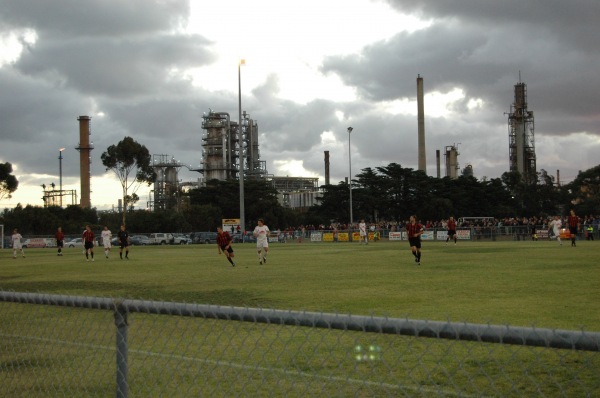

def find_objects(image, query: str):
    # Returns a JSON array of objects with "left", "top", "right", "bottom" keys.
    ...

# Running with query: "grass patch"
[
  {"left": 2, "top": 240, "right": 599, "bottom": 396},
  {"left": 1, "top": 240, "right": 599, "bottom": 329}
]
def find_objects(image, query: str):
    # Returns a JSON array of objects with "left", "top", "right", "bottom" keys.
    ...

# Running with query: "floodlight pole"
[
  {"left": 238, "top": 59, "right": 246, "bottom": 235},
  {"left": 59, "top": 148, "right": 65, "bottom": 207},
  {"left": 348, "top": 127, "right": 353, "bottom": 228}
]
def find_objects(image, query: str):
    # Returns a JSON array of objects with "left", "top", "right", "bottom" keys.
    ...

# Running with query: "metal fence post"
[{"left": 114, "top": 301, "right": 129, "bottom": 398}]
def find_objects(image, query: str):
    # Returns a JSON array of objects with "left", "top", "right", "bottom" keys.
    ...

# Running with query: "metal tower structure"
[
  {"left": 151, "top": 154, "right": 184, "bottom": 211},
  {"left": 200, "top": 109, "right": 267, "bottom": 182},
  {"left": 508, "top": 80, "right": 536, "bottom": 183},
  {"left": 444, "top": 144, "right": 460, "bottom": 179}
]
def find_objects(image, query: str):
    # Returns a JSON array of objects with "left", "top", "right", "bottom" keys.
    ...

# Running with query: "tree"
[
  {"left": 0, "top": 162, "right": 19, "bottom": 201},
  {"left": 101, "top": 137, "right": 156, "bottom": 225}
]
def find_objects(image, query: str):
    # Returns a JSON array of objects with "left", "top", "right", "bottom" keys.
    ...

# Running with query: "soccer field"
[
  {"left": 2, "top": 241, "right": 600, "bottom": 397},
  {"left": 1, "top": 240, "right": 598, "bottom": 330}
]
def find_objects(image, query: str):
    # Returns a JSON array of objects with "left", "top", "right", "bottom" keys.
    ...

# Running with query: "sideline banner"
[
  {"left": 389, "top": 232, "right": 403, "bottom": 241},
  {"left": 421, "top": 231, "right": 434, "bottom": 240},
  {"left": 310, "top": 233, "right": 322, "bottom": 242},
  {"left": 338, "top": 232, "right": 350, "bottom": 242},
  {"left": 322, "top": 233, "right": 334, "bottom": 242},
  {"left": 456, "top": 230, "right": 471, "bottom": 240},
  {"left": 222, "top": 218, "right": 240, "bottom": 235}
]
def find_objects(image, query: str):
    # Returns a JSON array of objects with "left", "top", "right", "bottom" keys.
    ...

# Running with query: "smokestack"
[
  {"left": 436, "top": 150, "right": 441, "bottom": 178},
  {"left": 324, "top": 151, "right": 330, "bottom": 185},
  {"left": 556, "top": 169, "right": 560, "bottom": 187},
  {"left": 417, "top": 75, "right": 426, "bottom": 174},
  {"left": 76, "top": 116, "right": 93, "bottom": 208}
]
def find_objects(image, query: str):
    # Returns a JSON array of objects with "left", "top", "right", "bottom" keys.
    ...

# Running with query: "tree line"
[{"left": 2, "top": 162, "right": 599, "bottom": 236}]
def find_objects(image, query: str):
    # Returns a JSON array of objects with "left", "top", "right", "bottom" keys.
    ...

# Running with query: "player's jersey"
[
  {"left": 406, "top": 222, "right": 424, "bottom": 238},
  {"left": 118, "top": 230, "right": 129, "bottom": 244},
  {"left": 359, "top": 222, "right": 367, "bottom": 235},
  {"left": 12, "top": 233, "right": 23, "bottom": 248},
  {"left": 217, "top": 231, "right": 232, "bottom": 247},
  {"left": 101, "top": 230, "right": 112, "bottom": 244},
  {"left": 83, "top": 230, "right": 95, "bottom": 243},
  {"left": 551, "top": 219, "right": 562, "bottom": 232},
  {"left": 447, "top": 220, "right": 456, "bottom": 231},
  {"left": 254, "top": 225, "right": 270, "bottom": 241}
]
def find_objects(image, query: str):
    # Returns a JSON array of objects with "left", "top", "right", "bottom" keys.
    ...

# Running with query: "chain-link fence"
[{"left": 1, "top": 291, "right": 599, "bottom": 397}]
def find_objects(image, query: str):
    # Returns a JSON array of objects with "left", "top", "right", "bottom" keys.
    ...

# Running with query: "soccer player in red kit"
[
  {"left": 406, "top": 215, "right": 424, "bottom": 265},
  {"left": 55, "top": 227, "right": 65, "bottom": 256},
  {"left": 217, "top": 227, "right": 236, "bottom": 267},
  {"left": 446, "top": 216, "right": 457, "bottom": 245},
  {"left": 567, "top": 210, "right": 579, "bottom": 247},
  {"left": 83, "top": 224, "right": 95, "bottom": 261}
]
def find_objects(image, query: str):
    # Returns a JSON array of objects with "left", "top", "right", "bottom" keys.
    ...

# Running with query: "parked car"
[
  {"left": 22, "top": 238, "right": 56, "bottom": 248},
  {"left": 148, "top": 233, "right": 174, "bottom": 245},
  {"left": 172, "top": 234, "right": 192, "bottom": 245},
  {"left": 191, "top": 232, "right": 218, "bottom": 244},
  {"left": 232, "top": 233, "right": 244, "bottom": 243},
  {"left": 130, "top": 235, "right": 151, "bottom": 245},
  {"left": 67, "top": 238, "right": 84, "bottom": 248}
]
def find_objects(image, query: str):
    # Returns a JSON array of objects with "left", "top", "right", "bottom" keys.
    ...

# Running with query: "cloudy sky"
[{"left": 1, "top": 0, "right": 599, "bottom": 210}]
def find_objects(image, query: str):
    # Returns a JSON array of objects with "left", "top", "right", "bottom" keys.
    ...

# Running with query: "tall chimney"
[
  {"left": 436, "top": 149, "right": 441, "bottom": 178},
  {"left": 324, "top": 151, "right": 330, "bottom": 185},
  {"left": 76, "top": 116, "right": 93, "bottom": 208},
  {"left": 417, "top": 75, "right": 426, "bottom": 173}
]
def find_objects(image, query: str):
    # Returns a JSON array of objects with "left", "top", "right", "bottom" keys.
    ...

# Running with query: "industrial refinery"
[{"left": 46, "top": 76, "right": 539, "bottom": 211}]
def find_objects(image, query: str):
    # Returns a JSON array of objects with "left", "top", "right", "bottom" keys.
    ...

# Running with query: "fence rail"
[{"left": 2, "top": 291, "right": 599, "bottom": 397}]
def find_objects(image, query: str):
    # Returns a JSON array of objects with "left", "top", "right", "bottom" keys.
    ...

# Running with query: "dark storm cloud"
[
  {"left": 322, "top": 1, "right": 600, "bottom": 140},
  {"left": 0, "top": 0, "right": 217, "bottom": 188},
  {"left": 14, "top": 32, "right": 215, "bottom": 97},
  {"left": 0, "top": 0, "right": 190, "bottom": 37}
]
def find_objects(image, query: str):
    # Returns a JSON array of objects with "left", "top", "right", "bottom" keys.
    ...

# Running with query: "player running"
[
  {"left": 406, "top": 215, "right": 424, "bottom": 265},
  {"left": 253, "top": 219, "right": 270, "bottom": 264},
  {"left": 216, "top": 227, "right": 235, "bottom": 267},
  {"left": 82, "top": 225, "right": 95, "bottom": 262},
  {"left": 446, "top": 216, "right": 457, "bottom": 245},
  {"left": 567, "top": 210, "right": 579, "bottom": 247},
  {"left": 11, "top": 229, "right": 25, "bottom": 259},
  {"left": 549, "top": 216, "right": 563, "bottom": 245}
]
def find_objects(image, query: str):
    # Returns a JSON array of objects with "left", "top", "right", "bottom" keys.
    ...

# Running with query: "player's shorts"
[
  {"left": 569, "top": 226, "right": 578, "bottom": 235},
  {"left": 13, "top": 243, "right": 22, "bottom": 250},
  {"left": 84, "top": 241, "right": 94, "bottom": 250},
  {"left": 120, "top": 241, "right": 129, "bottom": 249},
  {"left": 447, "top": 229, "right": 456, "bottom": 237},
  {"left": 220, "top": 245, "right": 233, "bottom": 254},
  {"left": 408, "top": 237, "right": 421, "bottom": 248},
  {"left": 256, "top": 239, "right": 269, "bottom": 249},
  {"left": 103, "top": 240, "right": 111, "bottom": 248},
  {"left": 57, "top": 240, "right": 64, "bottom": 248}
]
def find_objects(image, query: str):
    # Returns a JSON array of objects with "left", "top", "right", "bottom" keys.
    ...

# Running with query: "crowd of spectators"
[{"left": 273, "top": 214, "right": 600, "bottom": 240}]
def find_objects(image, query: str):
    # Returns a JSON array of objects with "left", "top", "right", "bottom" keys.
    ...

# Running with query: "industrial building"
[{"left": 508, "top": 80, "right": 536, "bottom": 183}]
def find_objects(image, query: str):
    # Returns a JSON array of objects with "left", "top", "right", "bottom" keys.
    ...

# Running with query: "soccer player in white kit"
[
  {"left": 358, "top": 219, "right": 368, "bottom": 244},
  {"left": 101, "top": 226, "right": 112, "bottom": 258},
  {"left": 11, "top": 229, "right": 25, "bottom": 259},
  {"left": 549, "top": 216, "right": 562, "bottom": 245},
  {"left": 253, "top": 219, "right": 270, "bottom": 264}
]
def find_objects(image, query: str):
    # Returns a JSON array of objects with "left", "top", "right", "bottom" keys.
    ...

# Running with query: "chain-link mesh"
[{"left": 1, "top": 292, "right": 599, "bottom": 397}]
